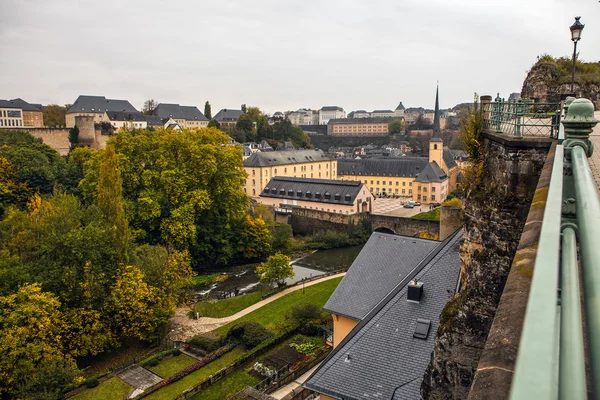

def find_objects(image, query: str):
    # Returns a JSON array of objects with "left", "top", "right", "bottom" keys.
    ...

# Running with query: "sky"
[{"left": 1, "top": 0, "right": 599, "bottom": 114}]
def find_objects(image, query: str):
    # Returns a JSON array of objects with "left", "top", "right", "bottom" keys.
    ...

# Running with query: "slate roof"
[
  {"left": 105, "top": 111, "right": 146, "bottom": 122},
  {"left": 372, "top": 109, "right": 394, "bottom": 113},
  {"left": 328, "top": 116, "right": 399, "bottom": 125},
  {"left": 145, "top": 115, "right": 164, "bottom": 126},
  {"left": 396, "top": 102, "right": 406, "bottom": 111},
  {"left": 214, "top": 109, "right": 244, "bottom": 122},
  {"left": 67, "top": 95, "right": 137, "bottom": 114},
  {"left": 415, "top": 161, "right": 447, "bottom": 183},
  {"left": 154, "top": 103, "right": 208, "bottom": 121},
  {"left": 337, "top": 158, "right": 428, "bottom": 178},
  {"left": 443, "top": 147, "right": 458, "bottom": 169},
  {"left": 304, "top": 230, "right": 462, "bottom": 400},
  {"left": 260, "top": 177, "right": 367, "bottom": 206},
  {"left": 5, "top": 98, "right": 43, "bottom": 111},
  {"left": 320, "top": 106, "right": 344, "bottom": 112},
  {"left": 243, "top": 149, "right": 330, "bottom": 167},
  {"left": 323, "top": 233, "right": 439, "bottom": 320}
]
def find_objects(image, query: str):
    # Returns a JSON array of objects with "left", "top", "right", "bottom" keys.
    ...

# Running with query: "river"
[{"left": 194, "top": 245, "right": 364, "bottom": 298}]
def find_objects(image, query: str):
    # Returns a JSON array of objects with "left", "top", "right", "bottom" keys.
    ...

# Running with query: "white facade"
[
  {"left": 0, "top": 108, "right": 23, "bottom": 127},
  {"left": 319, "top": 107, "right": 346, "bottom": 125},
  {"left": 370, "top": 110, "right": 395, "bottom": 118}
]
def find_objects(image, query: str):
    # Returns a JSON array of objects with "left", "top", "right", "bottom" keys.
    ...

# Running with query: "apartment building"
[
  {"left": 0, "top": 98, "right": 43, "bottom": 128},
  {"left": 66, "top": 95, "right": 138, "bottom": 127},
  {"left": 319, "top": 106, "right": 346, "bottom": 125},
  {"left": 102, "top": 111, "right": 147, "bottom": 130},
  {"left": 213, "top": 109, "right": 244, "bottom": 127},
  {"left": 327, "top": 116, "right": 399, "bottom": 136},
  {"left": 154, "top": 103, "right": 208, "bottom": 128},
  {"left": 243, "top": 149, "right": 337, "bottom": 197}
]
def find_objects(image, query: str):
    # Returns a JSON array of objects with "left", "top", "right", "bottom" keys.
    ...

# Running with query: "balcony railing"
[
  {"left": 510, "top": 97, "right": 600, "bottom": 399},
  {"left": 482, "top": 97, "right": 562, "bottom": 138}
]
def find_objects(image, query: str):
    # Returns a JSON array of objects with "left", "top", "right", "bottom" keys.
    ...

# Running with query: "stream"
[{"left": 194, "top": 245, "right": 364, "bottom": 299}]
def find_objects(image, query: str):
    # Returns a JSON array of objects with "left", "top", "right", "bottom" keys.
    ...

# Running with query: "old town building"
[
  {"left": 327, "top": 116, "right": 400, "bottom": 136},
  {"left": 154, "top": 103, "right": 209, "bottom": 128},
  {"left": 66, "top": 95, "right": 138, "bottom": 127},
  {"left": 0, "top": 98, "right": 43, "bottom": 128}
]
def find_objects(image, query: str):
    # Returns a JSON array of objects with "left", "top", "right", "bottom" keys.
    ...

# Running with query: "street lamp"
[{"left": 569, "top": 16, "right": 585, "bottom": 93}]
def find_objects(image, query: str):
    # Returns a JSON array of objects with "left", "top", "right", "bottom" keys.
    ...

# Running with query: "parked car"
[
  {"left": 413, "top": 202, "right": 421, "bottom": 206},
  {"left": 403, "top": 204, "right": 414, "bottom": 209}
]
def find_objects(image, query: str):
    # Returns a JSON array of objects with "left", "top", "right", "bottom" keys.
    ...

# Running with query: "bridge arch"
[{"left": 374, "top": 227, "right": 396, "bottom": 235}]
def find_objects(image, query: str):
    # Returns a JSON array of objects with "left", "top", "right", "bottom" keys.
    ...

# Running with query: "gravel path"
[{"left": 169, "top": 272, "right": 346, "bottom": 341}]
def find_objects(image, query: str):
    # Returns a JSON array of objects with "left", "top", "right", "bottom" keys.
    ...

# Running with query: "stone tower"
[{"left": 429, "top": 84, "right": 444, "bottom": 167}]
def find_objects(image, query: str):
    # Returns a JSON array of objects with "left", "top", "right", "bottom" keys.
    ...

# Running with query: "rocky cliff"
[
  {"left": 521, "top": 56, "right": 600, "bottom": 110},
  {"left": 421, "top": 131, "right": 551, "bottom": 399}
]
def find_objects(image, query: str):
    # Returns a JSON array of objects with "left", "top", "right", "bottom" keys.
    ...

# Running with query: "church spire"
[{"left": 431, "top": 83, "right": 443, "bottom": 142}]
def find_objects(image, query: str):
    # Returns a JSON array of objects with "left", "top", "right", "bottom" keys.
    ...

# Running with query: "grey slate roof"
[
  {"left": 145, "top": 115, "right": 164, "bottom": 126},
  {"left": 372, "top": 109, "right": 394, "bottom": 113},
  {"left": 214, "top": 109, "right": 244, "bottom": 122},
  {"left": 337, "top": 158, "right": 428, "bottom": 178},
  {"left": 323, "top": 232, "right": 439, "bottom": 320},
  {"left": 328, "top": 116, "right": 399, "bottom": 125},
  {"left": 396, "top": 102, "right": 406, "bottom": 111},
  {"left": 105, "top": 111, "right": 146, "bottom": 122},
  {"left": 67, "top": 95, "right": 137, "bottom": 114},
  {"left": 415, "top": 161, "right": 447, "bottom": 183},
  {"left": 154, "top": 103, "right": 208, "bottom": 121},
  {"left": 7, "top": 98, "right": 42, "bottom": 111},
  {"left": 320, "top": 106, "right": 344, "bottom": 111},
  {"left": 304, "top": 230, "right": 462, "bottom": 400},
  {"left": 260, "top": 177, "right": 366, "bottom": 206},
  {"left": 443, "top": 147, "right": 458, "bottom": 169},
  {"left": 243, "top": 149, "right": 330, "bottom": 167}
]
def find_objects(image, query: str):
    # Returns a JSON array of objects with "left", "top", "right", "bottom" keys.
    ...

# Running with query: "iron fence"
[{"left": 483, "top": 99, "right": 562, "bottom": 138}]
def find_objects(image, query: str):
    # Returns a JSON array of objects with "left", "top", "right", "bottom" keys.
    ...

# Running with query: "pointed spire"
[{"left": 431, "top": 83, "right": 443, "bottom": 142}]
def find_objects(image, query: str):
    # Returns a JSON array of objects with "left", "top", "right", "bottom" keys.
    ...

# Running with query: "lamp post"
[{"left": 569, "top": 16, "right": 585, "bottom": 94}]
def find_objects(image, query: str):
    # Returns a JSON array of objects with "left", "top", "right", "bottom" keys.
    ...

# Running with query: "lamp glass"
[{"left": 571, "top": 28, "right": 582, "bottom": 41}]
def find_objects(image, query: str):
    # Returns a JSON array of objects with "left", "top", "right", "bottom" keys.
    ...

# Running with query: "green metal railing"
[
  {"left": 483, "top": 97, "right": 562, "bottom": 138},
  {"left": 510, "top": 97, "right": 600, "bottom": 400}
]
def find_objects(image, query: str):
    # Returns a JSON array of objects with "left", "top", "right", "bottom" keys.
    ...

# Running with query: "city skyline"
[{"left": 1, "top": 0, "right": 599, "bottom": 114}]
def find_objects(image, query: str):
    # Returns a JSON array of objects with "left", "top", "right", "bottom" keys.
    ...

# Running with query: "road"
[{"left": 169, "top": 272, "right": 346, "bottom": 342}]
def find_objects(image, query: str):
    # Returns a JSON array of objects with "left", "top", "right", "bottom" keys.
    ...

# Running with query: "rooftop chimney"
[{"left": 407, "top": 280, "right": 424, "bottom": 303}]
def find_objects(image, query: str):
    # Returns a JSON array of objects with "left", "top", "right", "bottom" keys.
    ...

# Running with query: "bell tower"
[{"left": 429, "top": 84, "right": 444, "bottom": 170}]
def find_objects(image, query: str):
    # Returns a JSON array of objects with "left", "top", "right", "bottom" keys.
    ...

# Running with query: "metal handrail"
[{"left": 484, "top": 99, "right": 561, "bottom": 137}]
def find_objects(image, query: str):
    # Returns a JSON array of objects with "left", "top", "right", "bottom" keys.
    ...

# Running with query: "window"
[
  {"left": 418, "top": 194, "right": 421, "bottom": 200},
  {"left": 409, "top": 182, "right": 412, "bottom": 186},
  {"left": 382, "top": 181, "right": 385, "bottom": 185},
  {"left": 294, "top": 167, "right": 296, "bottom": 172},
  {"left": 432, "top": 187, "right": 436, "bottom": 192},
  {"left": 403, "top": 182, "right": 406, "bottom": 186},
  {"left": 252, "top": 189, "right": 256, "bottom": 195},
  {"left": 432, "top": 195, "right": 436, "bottom": 201},
  {"left": 434, "top": 144, "right": 438, "bottom": 150},
  {"left": 389, "top": 181, "right": 392, "bottom": 185},
  {"left": 413, "top": 319, "right": 431, "bottom": 340},
  {"left": 284, "top": 168, "right": 287, "bottom": 173},
  {"left": 409, "top": 189, "right": 412, "bottom": 194},
  {"left": 252, "top": 179, "right": 255, "bottom": 185},
  {"left": 402, "top": 189, "right": 405, "bottom": 194},
  {"left": 376, "top": 181, "right": 380, "bottom": 185},
  {"left": 396, "top": 181, "right": 399, "bottom": 186},
  {"left": 371, "top": 180, "right": 374, "bottom": 184},
  {"left": 423, "top": 195, "right": 427, "bottom": 202},
  {"left": 423, "top": 187, "right": 427, "bottom": 193},
  {"left": 395, "top": 189, "right": 398, "bottom": 194},
  {"left": 418, "top": 186, "right": 421, "bottom": 192},
  {"left": 274, "top": 169, "right": 277, "bottom": 175}
]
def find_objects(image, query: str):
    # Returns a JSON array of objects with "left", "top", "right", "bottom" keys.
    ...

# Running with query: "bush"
[
  {"left": 85, "top": 378, "right": 99, "bottom": 388},
  {"left": 188, "top": 335, "right": 222, "bottom": 353},
  {"left": 172, "top": 348, "right": 181, "bottom": 356},
  {"left": 287, "top": 303, "right": 324, "bottom": 327},
  {"left": 226, "top": 321, "right": 274, "bottom": 349},
  {"left": 148, "top": 359, "right": 159, "bottom": 367}
]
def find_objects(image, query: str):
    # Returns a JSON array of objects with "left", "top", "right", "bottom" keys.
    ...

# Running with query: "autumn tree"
[
  {"left": 68, "top": 125, "right": 79, "bottom": 146},
  {"left": 255, "top": 253, "right": 294, "bottom": 288},
  {"left": 204, "top": 101, "right": 212, "bottom": 119},
  {"left": 388, "top": 119, "right": 406, "bottom": 135},
  {"left": 142, "top": 99, "right": 158, "bottom": 115},
  {"left": 43, "top": 104, "right": 68, "bottom": 128},
  {"left": 238, "top": 215, "right": 272, "bottom": 260},
  {"left": 97, "top": 145, "right": 129, "bottom": 264}
]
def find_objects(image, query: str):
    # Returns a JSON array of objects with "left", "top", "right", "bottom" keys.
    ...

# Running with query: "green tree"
[
  {"left": 142, "top": 99, "right": 158, "bottom": 115},
  {"left": 0, "top": 283, "right": 79, "bottom": 399},
  {"left": 241, "top": 104, "right": 247, "bottom": 113},
  {"left": 238, "top": 215, "right": 272, "bottom": 260},
  {"left": 43, "top": 104, "right": 68, "bottom": 128},
  {"left": 204, "top": 101, "right": 212, "bottom": 120},
  {"left": 97, "top": 145, "right": 129, "bottom": 264},
  {"left": 236, "top": 113, "right": 254, "bottom": 133},
  {"left": 255, "top": 253, "right": 294, "bottom": 288},
  {"left": 208, "top": 119, "right": 220, "bottom": 128},
  {"left": 68, "top": 125, "right": 79, "bottom": 146},
  {"left": 388, "top": 119, "right": 406, "bottom": 134}
]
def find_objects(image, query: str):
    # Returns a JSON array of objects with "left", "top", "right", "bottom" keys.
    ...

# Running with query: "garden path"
[
  {"left": 169, "top": 272, "right": 346, "bottom": 341},
  {"left": 269, "top": 363, "right": 321, "bottom": 399}
]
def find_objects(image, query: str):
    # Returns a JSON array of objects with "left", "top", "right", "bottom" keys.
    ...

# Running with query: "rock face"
[
  {"left": 521, "top": 59, "right": 600, "bottom": 110},
  {"left": 420, "top": 131, "right": 551, "bottom": 399}
]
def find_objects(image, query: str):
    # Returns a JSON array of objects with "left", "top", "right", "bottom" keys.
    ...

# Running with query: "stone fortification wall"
[
  {"left": 421, "top": 130, "right": 552, "bottom": 399},
  {"left": 0, "top": 127, "right": 71, "bottom": 156}
]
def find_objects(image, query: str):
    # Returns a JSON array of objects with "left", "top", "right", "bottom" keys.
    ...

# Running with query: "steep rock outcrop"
[{"left": 421, "top": 132, "right": 551, "bottom": 399}]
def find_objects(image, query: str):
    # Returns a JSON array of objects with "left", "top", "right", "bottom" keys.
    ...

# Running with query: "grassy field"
[
  {"left": 70, "top": 377, "right": 132, "bottom": 400},
  {"left": 411, "top": 209, "right": 440, "bottom": 221},
  {"left": 144, "top": 347, "right": 245, "bottom": 400},
  {"left": 147, "top": 354, "right": 197, "bottom": 379},
  {"left": 214, "top": 276, "right": 342, "bottom": 336},
  {"left": 195, "top": 291, "right": 263, "bottom": 318},
  {"left": 189, "top": 365, "right": 260, "bottom": 400}
]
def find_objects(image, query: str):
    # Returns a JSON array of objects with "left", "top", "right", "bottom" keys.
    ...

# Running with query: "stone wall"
[
  {"left": 4, "top": 127, "right": 71, "bottom": 156},
  {"left": 370, "top": 213, "right": 439, "bottom": 237},
  {"left": 421, "top": 130, "right": 552, "bottom": 399}
]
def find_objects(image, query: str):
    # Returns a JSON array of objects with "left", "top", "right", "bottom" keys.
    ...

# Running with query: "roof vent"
[
  {"left": 344, "top": 353, "right": 351, "bottom": 363},
  {"left": 407, "top": 280, "right": 424, "bottom": 303},
  {"left": 413, "top": 319, "right": 431, "bottom": 340}
]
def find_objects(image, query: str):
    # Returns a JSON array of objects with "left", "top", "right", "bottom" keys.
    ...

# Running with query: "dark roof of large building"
[
  {"left": 372, "top": 109, "right": 394, "bottom": 113},
  {"left": 243, "top": 149, "right": 330, "bottom": 167},
  {"left": 337, "top": 158, "right": 428, "bottom": 178},
  {"left": 415, "top": 161, "right": 447, "bottom": 183},
  {"left": 443, "top": 147, "right": 458, "bottom": 169},
  {"left": 396, "top": 102, "right": 406, "bottom": 111},
  {"left": 259, "top": 177, "right": 367, "bottom": 206},
  {"left": 67, "top": 95, "right": 137, "bottom": 114},
  {"left": 320, "top": 106, "right": 344, "bottom": 112},
  {"left": 105, "top": 111, "right": 146, "bottom": 122},
  {"left": 0, "top": 98, "right": 42, "bottom": 111},
  {"left": 323, "top": 232, "right": 439, "bottom": 320},
  {"left": 304, "top": 230, "right": 462, "bottom": 400},
  {"left": 154, "top": 103, "right": 208, "bottom": 121},
  {"left": 214, "top": 109, "right": 244, "bottom": 122},
  {"left": 328, "top": 116, "right": 399, "bottom": 125},
  {"left": 145, "top": 115, "right": 164, "bottom": 126}
]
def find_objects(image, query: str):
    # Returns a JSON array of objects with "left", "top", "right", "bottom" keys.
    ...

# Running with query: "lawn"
[
  {"left": 70, "top": 377, "right": 132, "bottom": 400},
  {"left": 189, "top": 365, "right": 260, "bottom": 400},
  {"left": 214, "top": 276, "right": 342, "bottom": 336},
  {"left": 411, "top": 209, "right": 440, "bottom": 221},
  {"left": 147, "top": 354, "right": 197, "bottom": 378},
  {"left": 144, "top": 347, "right": 245, "bottom": 400},
  {"left": 195, "top": 291, "right": 263, "bottom": 318}
]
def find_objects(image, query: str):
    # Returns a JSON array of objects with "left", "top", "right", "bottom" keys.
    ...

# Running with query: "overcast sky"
[{"left": 1, "top": 0, "right": 598, "bottom": 114}]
